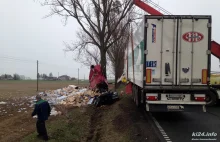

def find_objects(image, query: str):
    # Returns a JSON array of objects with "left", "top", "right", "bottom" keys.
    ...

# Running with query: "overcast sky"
[{"left": 0, "top": 0, "right": 220, "bottom": 79}]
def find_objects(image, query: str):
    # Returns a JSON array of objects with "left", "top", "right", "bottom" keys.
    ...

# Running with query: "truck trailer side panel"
[{"left": 127, "top": 20, "right": 145, "bottom": 88}]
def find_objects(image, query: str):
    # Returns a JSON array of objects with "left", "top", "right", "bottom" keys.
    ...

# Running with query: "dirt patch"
[
  {"left": 84, "top": 95, "right": 160, "bottom": 142},
  {"left": 116, "top": 97, "right": 160, "bottom": 142},
  {"left": 86, "top": 107, "right": 104, "bottom": 142},
  {"left": 112, "top": 111, "right": 131, "bottom": 132}
]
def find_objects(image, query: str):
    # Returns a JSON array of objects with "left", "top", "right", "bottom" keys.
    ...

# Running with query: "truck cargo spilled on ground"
[{"left": 30, "top": 84, "right": 119, "bottom": 118}]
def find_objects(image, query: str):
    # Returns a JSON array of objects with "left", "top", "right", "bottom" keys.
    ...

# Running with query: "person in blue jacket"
[{"left": 32, "top": 95, "right": 51, "bottom": 141}]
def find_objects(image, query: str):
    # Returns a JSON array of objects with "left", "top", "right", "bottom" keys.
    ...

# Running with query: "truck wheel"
[
  {"left": 135, "top": 86, "right": 141, "bottom": 107},
  {"left": 141, "top": 90, "right": 146, "bottom": 110},
  {"left": 132, "top": 84, "right": 136, "bottom": 103},
  {"left": 206, "top": 91, "right": 217, "bottom": 106}
]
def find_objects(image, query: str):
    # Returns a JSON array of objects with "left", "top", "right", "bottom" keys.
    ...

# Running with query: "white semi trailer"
[{"left": 124, "top": 15, "right": 213, "bottom": 112}]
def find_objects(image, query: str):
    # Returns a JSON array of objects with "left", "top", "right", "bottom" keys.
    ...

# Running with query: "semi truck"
[
  {"left": 121, "top": 0, "right": 220, "bottom": 110},
  {"left": 124, "top": 14, "right": 214, "bottom": 112}
]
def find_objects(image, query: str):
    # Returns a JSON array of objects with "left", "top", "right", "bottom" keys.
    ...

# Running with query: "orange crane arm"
[{"left": 132, "top": 0, "right": 220, "bottom": 59}]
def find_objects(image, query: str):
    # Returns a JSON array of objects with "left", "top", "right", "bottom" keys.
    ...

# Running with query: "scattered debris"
[
  {"left": 32, "top": 107, "right": 61, "bottom": 118},
  {"left": 1, "top": 84, "right": 119, "bottom": 118},
  {"left": 0, "top": 101, "right": 7, "bottom": 105},
  {"left": 50, "top": 107, "right": 62, "bottom": 116},
  {"left": 32, "top": 85, "right": 99, "bottom": 107}
]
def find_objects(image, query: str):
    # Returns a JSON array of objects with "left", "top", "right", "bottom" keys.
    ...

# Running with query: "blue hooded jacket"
[{"left": 32, "top": 99, "right": 51, "bottom": 121}]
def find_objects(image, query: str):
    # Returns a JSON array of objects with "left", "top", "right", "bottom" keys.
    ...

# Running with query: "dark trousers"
[{"left": 36, "top": 120, "right": 48, "bottom": 140}]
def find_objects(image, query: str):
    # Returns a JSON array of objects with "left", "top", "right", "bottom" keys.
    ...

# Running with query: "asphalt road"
[{"left": 151, "top": 105, "right": 220, "bottom": 142}]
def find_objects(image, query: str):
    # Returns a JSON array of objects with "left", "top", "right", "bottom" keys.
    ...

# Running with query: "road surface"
[{"left": 151, "top": 105, "right": 220, "bottom": 142}]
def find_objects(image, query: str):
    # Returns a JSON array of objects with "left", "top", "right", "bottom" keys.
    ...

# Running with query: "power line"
[
  {"left": 0, "top": 56, "right": 35, "bottom": 63},
  {"left": 0, "top": 54, "right": 80, "bottom": 70}
]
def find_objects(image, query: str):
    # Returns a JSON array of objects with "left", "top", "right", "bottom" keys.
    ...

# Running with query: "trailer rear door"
[
  {"left": 177, "top": 17, "right": 211, "bottom": 86},
  {"left": 145, "top": 17, "right": 177, "bottom": 85}
]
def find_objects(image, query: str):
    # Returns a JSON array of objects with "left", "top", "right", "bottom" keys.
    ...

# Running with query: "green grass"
[{"left": 21, "top": 106, "right": 93, "bottom": 142}]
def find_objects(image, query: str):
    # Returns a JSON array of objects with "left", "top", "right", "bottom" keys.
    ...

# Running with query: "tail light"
[
  {"left": 146, "top": 96, "right": 158, "bottom": 101},
  {"left": 194, "top": 94, "right": 206, "bottom": 101},
  {"left": 195, "top": 97, "right": 206, "bottom": 101},
  {"left": 202, "top": 69, "right": 207, "bottom": 84},
  {"left": 146, "top": 69, "right": 152, "bottom": 83}
]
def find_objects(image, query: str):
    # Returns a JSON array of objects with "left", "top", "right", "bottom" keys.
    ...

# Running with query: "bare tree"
[
  {"left": 65, "top": 40, "right": 100, "bottom": 67},
  {"left": 37, "top": 0, "right": 135, "bottom": 78},
  {"left": 107, "top": 19, "right": 130, "bottom": 88}
]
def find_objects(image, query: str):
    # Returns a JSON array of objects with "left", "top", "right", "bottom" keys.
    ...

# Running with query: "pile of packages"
[
  {"left": 31, "top": 84, "right": 119, "bottom": 109},
  {"left": 34, "top": 85, "right": 101, "bottom": 107},
  {"left": 59, "top": 89, "right": 101, "bottom": 107},
  {"left": 31, "top": 85, "right": 101, "bottom": 118}
]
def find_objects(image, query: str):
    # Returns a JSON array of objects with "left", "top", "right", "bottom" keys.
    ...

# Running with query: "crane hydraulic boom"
[{"left": 132, "top": 0, "right": 220, "bottom": 59}]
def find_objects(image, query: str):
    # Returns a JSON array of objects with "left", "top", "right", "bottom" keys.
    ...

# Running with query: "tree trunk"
[
  {"left": 114, "top": 65, "right": 117, "bottom": 90},
  {"left": 100, "top": 50, "right": 107, "bottom": 79}
]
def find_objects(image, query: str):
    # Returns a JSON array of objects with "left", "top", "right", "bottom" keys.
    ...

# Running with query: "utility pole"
[
  {"left": 37, "top": 60, "right": 39, "bottom": 92},
  {"left": 78, "top": 68, "right": 79, "bottom": 85}
]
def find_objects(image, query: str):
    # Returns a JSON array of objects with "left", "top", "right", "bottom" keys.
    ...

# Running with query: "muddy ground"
[
  {"left": 85, "top": 95, "right": 160, "bottom": 142},
  {"left": 0, "top": 81, "right": 160, "bottom": 142}
]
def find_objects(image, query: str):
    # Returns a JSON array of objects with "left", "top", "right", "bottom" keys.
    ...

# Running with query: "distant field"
[{"left": 0, "top": 80, "right": 89, "bottom": 99}]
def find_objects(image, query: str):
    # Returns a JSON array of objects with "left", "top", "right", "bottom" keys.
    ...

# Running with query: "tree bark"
[
  {"left": 114, "top": 65, "right": 119, "bottom": 90},
  {"left": 100, "top": 49, "right": 107, "bottom": 79}
]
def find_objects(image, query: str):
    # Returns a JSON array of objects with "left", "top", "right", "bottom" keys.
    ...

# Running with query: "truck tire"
[
  {"left": 141, "top": 90, "right": 146, "bottom": 110},
  {"left": 206, "top": 90, "right": 217, "bottom": 106},
  {"left": 135, "top": 86, "right": 141, "bottom": 107},
  {"left": 132, "top": 84, "right": 136, "bottom": 103}
]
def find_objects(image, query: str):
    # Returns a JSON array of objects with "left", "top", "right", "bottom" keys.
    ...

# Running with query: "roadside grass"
[
  {"left": 21, "top": 84, "right": 160, "bottom": 142},
  {"left": 22, "top": 106, "right": 94, "bottom": 142}
]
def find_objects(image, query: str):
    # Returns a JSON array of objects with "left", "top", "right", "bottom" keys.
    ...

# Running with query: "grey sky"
[
  {"left": 0, "top": 0, "right": 220, "bottom": 79},
  {"left": 0, "top": 0, "right": 87, "bottom": 79}
]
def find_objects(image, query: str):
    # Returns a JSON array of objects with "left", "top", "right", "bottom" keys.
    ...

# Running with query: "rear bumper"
[
  {"left": 147, "top": 101, "right": 206, "bottom": 105},
  {"left": 146, "top": 104, "right": 206, "bottom": 112},
  {"left": 144, "top": 85, "right": 209, "bottom": 91}
]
